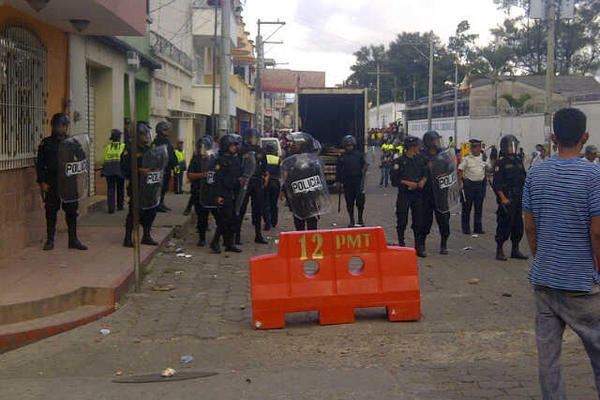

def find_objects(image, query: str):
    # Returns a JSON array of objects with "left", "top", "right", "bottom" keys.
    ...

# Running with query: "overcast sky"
[{"left": 243, "top": 0, "right": 512, "bottom": 86}]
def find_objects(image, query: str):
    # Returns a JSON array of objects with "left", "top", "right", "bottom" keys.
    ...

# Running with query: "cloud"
[{"left": 243, "top": 0, "right": 509, "bottom": 86}]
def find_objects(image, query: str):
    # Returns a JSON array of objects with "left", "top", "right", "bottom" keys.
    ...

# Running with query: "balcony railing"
[{"left": 149, "top": 31, "right": 193, "bottom": 71}]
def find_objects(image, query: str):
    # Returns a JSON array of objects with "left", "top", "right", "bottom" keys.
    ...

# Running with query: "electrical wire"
[{"left": 150, "top": 0, "right": 179, "bottom": 14}]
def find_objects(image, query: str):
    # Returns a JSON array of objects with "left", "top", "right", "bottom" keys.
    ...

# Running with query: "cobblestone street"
[{"left": 0, "top": 175, "right": 597, "bottom": 400}]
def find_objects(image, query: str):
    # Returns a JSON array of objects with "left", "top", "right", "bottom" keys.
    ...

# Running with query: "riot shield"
[
  {"left": 429, "top": 149, "right": 460, "bottom": 214},
  {"left": 141, "top": 145, "right": 168, "bottom": 210},
  {"left": 199, "top": 155, "right": 219, "bottom": 209},
  {"left": 282, "top": 153, "right": 332, "bottom": 220},
  {"left": 234, "top": 151, "right": 257, "bottom": 216},
  {"left": 57, "top": 134, "right": 90, "bottom": 203}
]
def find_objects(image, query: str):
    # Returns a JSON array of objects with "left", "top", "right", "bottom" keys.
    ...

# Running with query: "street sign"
[{"left": 530, "top": 0, "right": 574, "bottom": 19}]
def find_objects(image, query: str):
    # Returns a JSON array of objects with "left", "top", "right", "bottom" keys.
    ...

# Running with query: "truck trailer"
[{"left": 294, "top": 87, "right": 368, "bottom": 184}]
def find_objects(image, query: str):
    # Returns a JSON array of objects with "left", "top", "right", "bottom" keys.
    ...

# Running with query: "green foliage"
[{"left": 499, "top": 93, "right": 532, "bottom": 113}]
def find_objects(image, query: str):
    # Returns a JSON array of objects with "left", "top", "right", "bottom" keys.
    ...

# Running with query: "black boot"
[
  {"left": 357, "top": 210, "right": 364, "bottom": 227},
  {"left": 254, "top": 225, "right": 268, "bottom": 244},
  {"left": 348, "top": 214, "right": 355, "bottom": 228},
  {"left": 511, "top": 242, "right": 529, "bottom": 259},
  {"left": 397, "top": 230, "right": 405, "bottom": 247},
  {"left": 415, "top": 236, "right": 427, "bottom": 258},
  {"left": 235, "top": 231, "right": 243, "bottom": 246},
  {"left": 44, "top": 220, "right": 55, "bottom": 251},
  {"left": 197, "top": 233, "right": 206, "bottom": 247},
  {"left": 224, "top": 234, "right": 242, "bottom": 253},
  {"left": 67, "top": 216, "right": 87, "bottom": 250},
  {"left": 496, "top": 242, "right": 507, "bottom": 261},
  {"left": 141, "top": 225, "right": 158, "bottom": 246},
  {"left": 440, "top": 237, "right": 448, "bottom": 255}
]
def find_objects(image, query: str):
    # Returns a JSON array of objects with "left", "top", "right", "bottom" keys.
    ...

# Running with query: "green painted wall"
[{"left": 124, "top": 74, "right": 151, "bottom": 123}]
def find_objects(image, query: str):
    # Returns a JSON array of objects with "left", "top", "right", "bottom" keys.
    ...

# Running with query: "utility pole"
[
  {"left": 453, "top": 59, "right": 459, "bottom": 147},
  {"left": 367, "top": 63, "right": 392, "bottom": 129},
  {"left": 211, "top": 1, "right": 218, "bottom": 137},
  {"left": 544, "top": 0, "right": 556, "bottom": 156},
  {"left": 218, "top": 0, "right": 232, "bottom": 136},
  {"left": 392, "top": 76, "right": 398, "bottom": 123},
  {"left": 427, "top": 34, "right": 434, "bottom": 131},
  {"left": 255, "top": 19, "right": 285, "bottom": 134}
]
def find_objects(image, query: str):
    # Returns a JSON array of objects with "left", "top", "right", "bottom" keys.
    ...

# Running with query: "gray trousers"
[{"left": 534, "top": 284, "right": 600, "bottom": 399}]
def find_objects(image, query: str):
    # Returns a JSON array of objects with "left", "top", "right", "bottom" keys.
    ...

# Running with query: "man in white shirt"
[
  {"left": 459, "top": 139, "right": 490, "bottom": 234},
  {"left": 529, "top": 144, "right": 547, "bottom": 169}
]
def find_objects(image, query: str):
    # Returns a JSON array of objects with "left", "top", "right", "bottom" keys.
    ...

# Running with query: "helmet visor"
[{"left": 504, "top": 141, "right": 518, "bottom": 155}]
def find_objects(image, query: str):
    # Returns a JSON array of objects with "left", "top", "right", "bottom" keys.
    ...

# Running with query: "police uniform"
[
  {"left": 458, "top": 139, "right": 488, "bottom": 234},
  {"left": 493, "top": 152, "right": 527, "bottom": 260},
  {"left": 173, "top": 147, "right": 186, "bottom": 194},
  {"left": 237, "top": 144, "right": 268, "bottom": 244},
  {"left": 390, "top": 150, "right": 427, "bottom": 247},
  {"left": 152, "top": 128, "right": 177, "bottom": 211},
  {"left": 283, "top": 150, "right": 319, "bottom": 231},
  {"left": 101, "top": 137, "right": 125, "bottom": 213},
  {"left": 263, "top": 152, "right": 281, "bottom": 230},
  {"left": 188, "top": 152, "right": 217, "bottom": 246},
  {"left": 336, "top": 149, "right": 366, "bottom": 227},
  {"left": 213, "top": 151, "right": 243, "bottom": 252},
  {"left": 36, "top": 134, "right": 84, "bottom": 250},
  {"left": 121, "top": 142, "right": 159, "bottom": 246}
]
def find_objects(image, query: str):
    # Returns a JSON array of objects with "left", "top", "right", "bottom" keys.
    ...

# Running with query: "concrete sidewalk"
[{"left": 0, "top": 193, "right": 192, "bottom": 351}]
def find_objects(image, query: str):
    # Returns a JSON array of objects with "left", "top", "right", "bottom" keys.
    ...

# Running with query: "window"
[{"left": 0, "top": 25, "right": 47, "bottom": 170}]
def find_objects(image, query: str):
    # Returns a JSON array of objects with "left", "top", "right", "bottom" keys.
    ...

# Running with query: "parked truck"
[{"left": 294, "top": 88, "right": 368, "bottom": 184}]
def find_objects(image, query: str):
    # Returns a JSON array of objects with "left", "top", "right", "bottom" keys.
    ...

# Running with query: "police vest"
[
  {"left": 174, "top": 149, "right": 186, "bottom": 174},
  {"left": 396, "top": 145, "right": 404, "bottom": 154},
  {"left": 266, "top": 154, "right": 280, "bottom": 165},
  {"left": 102, "top": 142, "right": 125, "bottom": 163}
]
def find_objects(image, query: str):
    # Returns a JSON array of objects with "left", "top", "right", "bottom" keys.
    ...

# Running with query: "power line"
[{"left": 149, "top": 0, "right": 178, "bottom": 14}]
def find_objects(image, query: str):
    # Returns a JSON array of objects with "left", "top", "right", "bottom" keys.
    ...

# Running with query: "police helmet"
[
  {"left": 197, "top": 136, "right": 214, "bottom": 154},
  {"left": 404, "top": 136, "right": 420, "bottom": 148},
  {"left": 202, "top": 135, "right": 215, "bottom": 148},
  {"left": 290, "top": 132, "right": 317, "bottom": 153},
  {"left": 244, "top": 128, "right": 260, "bottom": 145},
  {"left": 500, "top": 134, "right": 519, "bottom": 156},
  {"left": 219, "top": 134, "right": 239, "bottom": 154},
  {"left": 265, "top": 141, "right": 277, "bottom": 155},
  {"left": 423, "top": 130, "right": 442, "bottom": 151},
  {"left": 313, "top": 139, "right": 322, "bottom": 154},
  {"left": 229, "top": 133, "right": 243, "bottom": 147},
  {"left": 51, "top": 113, "right": 70, "bottom": 127},
  {"left": 155, "top": 120, "right": 172, "bottom": 135},
  {"left": 110, "top": 129, "right": 122, "bottom": 141},
  {"left": 342, "top": 135, "right": 357, "bottom": 148},
  {"left": 136, "top": 121, "right": 151, "bottom": 136}
]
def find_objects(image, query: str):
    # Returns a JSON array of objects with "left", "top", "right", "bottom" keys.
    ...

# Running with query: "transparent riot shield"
[
  {"left": 282, "top": 153, "right": 332, "bottom": 220},
  {"left": 199, "top": 155, "right": 219, "bottom": 209},
  {"left": 141, "top": 145, "right": 168, "bottom": 210},
  {"left": 429, "top": 148, "right": 460, "bottom": 214},
  {"left": 57, "top": 134, "right": 90, "bottom": 203},
  {"left": 234, "top": 151, "right": 257, "bottom": 216}
]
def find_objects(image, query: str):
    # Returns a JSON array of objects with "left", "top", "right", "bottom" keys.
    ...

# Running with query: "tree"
[
  {"left": 500, "top": 93, "right": 532, "bottom": 114},
  {"left": 345, "top": 45, "right": 386, "bottom": 104},
  {"left": 479, "top": 45, "right": 516, "bottom": 110}
]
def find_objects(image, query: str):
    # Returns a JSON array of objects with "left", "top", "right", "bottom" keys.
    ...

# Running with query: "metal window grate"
[{"left": 0, "top": 25, "right": 47, "bottom": 171}]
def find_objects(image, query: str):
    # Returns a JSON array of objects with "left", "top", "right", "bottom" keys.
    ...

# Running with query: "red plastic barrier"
[{"left": 250, "top": 227, "right": 420, "bottom": 329}]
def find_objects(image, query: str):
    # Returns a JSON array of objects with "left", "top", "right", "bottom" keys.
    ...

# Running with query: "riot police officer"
[
  {"left": 390, "top": 136, "right": 427, "bottom": 254},
  {"left": 281, "top": 132, "right": 330, "bottom": 231},
  {"left": 153, "top": 120, "right": 177, "bottom": 212},
  {"left": 36, "top": 113, "right": 88, "bottom": 251},
  {"left": 421, "top": 130, "right": 453, "bottom": 256},
  {"left": 101, "top": 129, "right": 125, "bottom": 214},
  {"left": 211, "top": 134, "right": 243, "bottom": 253},
  {"left": 121, "top": 122, "right": 160, "bottom": 247},
  {"left": 335, "top": 135, "right": 366, "bottom": 227},
  {"left": 493, "top": 134, "right": 528, "bottom": 261},
  {"left": 236, "top": 128, "right": 269, "bottom": 244},
  {"left": 263, "top": 142, "right": 281, "bottom": 230},
  {"left": 187, "top": 136, "right": 217, "bottom": 247}
]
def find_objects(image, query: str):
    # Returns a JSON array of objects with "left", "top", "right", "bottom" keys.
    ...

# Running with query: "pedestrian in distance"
[
  {"left": 173, "top": 140, "right": 186, "bottom": 194},
  {"left": 187, "top": 137, "right": 218, "bottom": 247},
  {"left": 36, "top": 113, "right": 88, "bottom": 251},
  {"left": 101, "top": 129, "right": 125, "bottom": 214},
  {"left": 523, "top": 108, "right": 600, "bottom": 399},
  {"left": 153, "top": 120, "right": 177, "bottom": 212},
  {"left": 335, "top": 134, "right": 367, "bottom": 228},
  {"left": 390, "top": 136, "right": 427, "bottom": 252},
  {"left": 379, "top": 145, "right": 392, "bottom": 188},
  {"left": 584, "top": 144, "right": 599, "bottom": 165},
  {"left": 211, "top": 134, "right": 243, "bottom": 254},
  {"left": 121, "top": 122, "right": 160, "bottom": 247},
  {"left": 263, "top": 142, "right": 281, "bottom": 231},
  {"left": 458, "top": 138, "right": 490, "bottom": 235},
  {"left": 236, "top": 128, "right": 269, "bottom": 245},
  {"left": 493, "top": 134, "right": 528, "bottom": 261}
]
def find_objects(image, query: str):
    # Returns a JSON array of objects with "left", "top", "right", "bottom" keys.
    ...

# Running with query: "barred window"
[{"left": 0, "top": 25, "right": 47, "bottom": 171}]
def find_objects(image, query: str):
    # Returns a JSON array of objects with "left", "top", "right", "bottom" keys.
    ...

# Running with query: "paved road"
[{"left": 0, "top": 170, "right": 597, "bottom": 399}]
